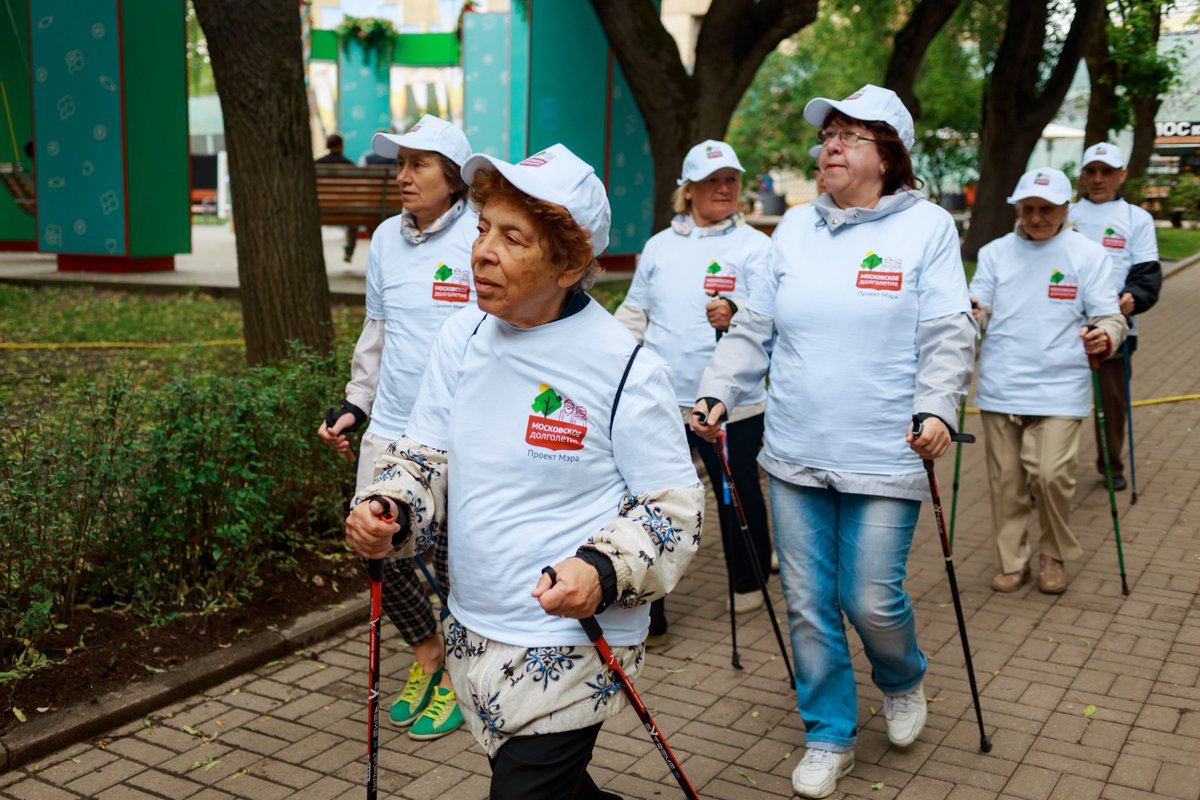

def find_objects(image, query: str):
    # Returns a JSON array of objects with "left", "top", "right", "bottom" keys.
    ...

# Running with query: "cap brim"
[
  {"left": 371, "top": 132, "right": 402, "bottom": 159},
  {"left": 1007, "top": 190, "right": 1070, "bottom": 206},
  {"left": 803, "top": 97, "right": 836, "bottom": 128}
]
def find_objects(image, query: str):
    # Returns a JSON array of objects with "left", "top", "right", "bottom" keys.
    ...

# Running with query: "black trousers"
[
  {"left": 488, "top": 723, "right": 621, "bottom": 800},
  {"left": 685, "top": 413, "right": 773, "bottom": 593}
]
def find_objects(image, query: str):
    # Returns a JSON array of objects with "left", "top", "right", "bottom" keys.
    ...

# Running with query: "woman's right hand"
[
  {"left": 317, "top": 411, "right": 357, "bottom": 456},
  {"left": 345, "top": 498, "right": 402, "bottom": 559},
  {"left": 690, "top": 399, "right": 726, "bottom": 443}
]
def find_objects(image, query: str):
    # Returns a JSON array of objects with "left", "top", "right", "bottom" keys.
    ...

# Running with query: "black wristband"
[
  {"left": 326, "top": 399, "right": 368, "bottom": 433},
  {"left": 694, "top": 398, "right": 727, "bottom": 425},
  {"left": 575, "top": 548, "right": 618, "bottom": 614}
]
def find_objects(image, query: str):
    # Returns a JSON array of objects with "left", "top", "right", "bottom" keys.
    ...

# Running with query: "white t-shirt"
[
  {"left": 365, "top": 208, "right": 477, "bottom": 439},
  {"left": 406, "top": 299, "right": 698, "bottom": 647},
  {"left": 1069, "top": 197, "right": 1157, "bottom": 336},
  {"left": 970, "top": 229, "right": 1118, "bottom": 417},
  {"left": 748, "top": 200, "right": 970, "bottom": 475},
  {"left": 624, "top": 223, "right": 770, "bottom": 405}
]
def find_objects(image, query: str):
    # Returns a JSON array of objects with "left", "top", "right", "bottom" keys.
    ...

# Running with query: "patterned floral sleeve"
[
  {"left": 351, "top": 435, "right": 449, "bottom": 559},
  {"left": 579, "top": 482, "right": 705, "bottom": 608}
]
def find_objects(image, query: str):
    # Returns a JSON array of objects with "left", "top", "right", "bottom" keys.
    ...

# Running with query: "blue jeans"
[{"left": 770, "top": 478, "right": 927, "bottom": 751}]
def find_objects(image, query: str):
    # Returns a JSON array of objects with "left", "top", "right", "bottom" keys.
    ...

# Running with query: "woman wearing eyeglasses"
[{"left": 691, "top": 85, "right": 975, "bottom": 798}]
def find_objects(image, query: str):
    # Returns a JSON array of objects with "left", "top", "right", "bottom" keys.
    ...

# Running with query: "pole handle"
[
  {"left": 541, "top": 566, "right": 604, "bottom": 642},
  {"left": 363, "top": 495, "right": 410, "bottom": 580},
  {"left": 912, "top": 414, "right": 975, "bottom": 444}
]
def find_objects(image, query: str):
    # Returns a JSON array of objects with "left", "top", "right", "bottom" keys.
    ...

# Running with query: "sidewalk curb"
[
  {"left": 1164, "top": 250, "right": 1200, "bottom": 279},
  {"left": 0, "top": 589, "right": 368, "bottom": 775}
]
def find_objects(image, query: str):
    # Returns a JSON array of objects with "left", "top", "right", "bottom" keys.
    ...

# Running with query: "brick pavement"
[{"left": 3, "top": 263, "right": 1200, "bottom": 799}]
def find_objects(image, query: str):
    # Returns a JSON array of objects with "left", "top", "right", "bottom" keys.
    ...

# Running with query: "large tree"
[
  {"left": 962, "top": 0, "right": 1104, "bottom": 260},
  {"left": 883, "top": 0, "right": 965, "bottom": 121},
  {"left": 588, "top": 0, "right": 819, "bottom": 230},
  {"left": 192, "top": 0, "right": 332, "bottom": 364}
]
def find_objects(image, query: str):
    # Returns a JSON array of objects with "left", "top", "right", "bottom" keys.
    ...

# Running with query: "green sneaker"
[
  {"left": 407, "top": 686, "right": 464, "bottom": 740},
  {"left": 389, "top": 662, "right": 442, "bottom": 728}
]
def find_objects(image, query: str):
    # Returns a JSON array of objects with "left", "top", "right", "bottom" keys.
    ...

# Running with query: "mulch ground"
[{"left": 0, "top": 548, "right": 367, "bottom": 736}]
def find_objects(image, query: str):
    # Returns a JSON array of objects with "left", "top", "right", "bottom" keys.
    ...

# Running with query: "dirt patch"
[{"left": 0, "top": 549, "right": 368, "bottom": 736}]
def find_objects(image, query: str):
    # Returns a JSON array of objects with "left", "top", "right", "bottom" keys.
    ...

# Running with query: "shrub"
[{"left": 0, "top": 347, "right": 354, "bottom": 669}]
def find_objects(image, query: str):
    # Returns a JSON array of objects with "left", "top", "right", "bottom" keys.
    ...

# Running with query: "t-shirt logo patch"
[
  {"left": 520, "top": 150, "right": 554, "bottom": 167},
  {"left": 705, "top": 145, "right": 723, "bottom": 160},
  {"left": 526, "top": 384, "right": 587, "bottom": 451},
  {"left": 855, "top": 250, "right": 902, "bottom": 292},
  {"left": 1048, "top": 269, "right": 1078, "bottom": 300},
  {"left": 431, "top": 263, "right": 470, "bottom": 302},
  {"left": 1102, "top": 226, "right": 1127, "bottom": 249},
  {"left": 703, "top": 260, "right": 736, "bottom": 292}
]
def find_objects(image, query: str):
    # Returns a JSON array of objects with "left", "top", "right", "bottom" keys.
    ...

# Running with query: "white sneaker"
[
  {"left": 791, "top": 747, "right": 854, "bottom": 798},
  {"left": 727, "top": 589, "right": 764, "bottom": 614},
  {"left": 884, "top": 682, "right": 927, "bottom": 747}
]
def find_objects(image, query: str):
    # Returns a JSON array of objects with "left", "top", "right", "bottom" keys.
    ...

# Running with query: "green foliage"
[
  {"left": 728, "top": 0, "right": 988, "bottom": 194},
  {"left": 0, "top": 347, "right": 352, "bottom": 667},
  {"left": 586, "top": 279, "right": 631, "bottom": 315},
  {"left": 0, "top": 287, "right": 368, "bottom": 672},
  {"left": 336, "top": 15, "right": 399, "bottom": 69},
  {"left": 1167, "top": 174, "right": 1200, "bottom": 220}
]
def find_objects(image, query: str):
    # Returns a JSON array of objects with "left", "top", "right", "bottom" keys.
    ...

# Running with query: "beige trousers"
[{"left": 980, "top": 412, "right": 1085, "bottom": 574}]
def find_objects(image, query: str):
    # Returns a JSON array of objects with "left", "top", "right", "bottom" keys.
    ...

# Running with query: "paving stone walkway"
[{"left": 2, "top": 261, "right": 1199, "bottom": 799}]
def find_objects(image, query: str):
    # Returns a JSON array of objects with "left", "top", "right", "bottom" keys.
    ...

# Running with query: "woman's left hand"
[
  {"left": 532, "top": 557, "right": 602, "bottom": 619},
  {"left": 907, "top": 415, "right": 951, "bottom": 460}
]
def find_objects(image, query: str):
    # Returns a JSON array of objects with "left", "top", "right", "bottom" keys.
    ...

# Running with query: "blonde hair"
[{"left": 672, "top": 182, "right": 691, "bottom": 215}]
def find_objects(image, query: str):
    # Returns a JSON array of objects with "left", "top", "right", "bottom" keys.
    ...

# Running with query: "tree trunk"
[
  {"left": 1127, "top": 96, "right": 1161, "bottom": 181},
  {"left": 962, "top": 0, "right": 1103, "bottom": 260},
  {"left": 883, "top": 0, "right": 964, "bottom": 121},
  {"left": 193, "top": 0, "right": 332, "bottom": 365},
  {"left": 1083, "top": 5, "right": 1116, "bottom": 145},
  {"left": 1125, "top": 4, "right": 1165, "bottom": 182},
  {"left": 590, "top": 0, "right": 819, "bottom": 232}
]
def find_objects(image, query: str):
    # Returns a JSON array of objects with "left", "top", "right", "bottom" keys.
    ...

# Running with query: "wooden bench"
[{"left": 314, "top": 164, "right": 402, "bottom": 231}]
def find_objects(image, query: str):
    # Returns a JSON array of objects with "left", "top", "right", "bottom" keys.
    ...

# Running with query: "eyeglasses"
[{"left": 817, "top": 129, "right": 876, "bottom": 147}]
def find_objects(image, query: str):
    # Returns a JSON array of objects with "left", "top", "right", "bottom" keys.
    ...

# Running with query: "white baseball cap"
[
  {"left": 371, "top": 114, "right": 472, "bottom": 166},
  {"left": 1007, "top": 167, "right": 1072, "bottom": 206},
  {"left": 461, "top": 143, "right": 611, "bottom": 256},
  {"left": 1081, "top": 142, "right": 1126, "bottom": 169},
  {"left": 803, "top": 84, "right": 915, "bottom": 150},
  {"left": 677, "top": 140, "right": 745, "bottom": 186}
]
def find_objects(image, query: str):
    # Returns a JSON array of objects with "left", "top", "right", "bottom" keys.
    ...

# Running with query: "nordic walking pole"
[
  {"left": 720, "top": 463, "right": 743, "bottom": 671},
  {"left": 714, "top": 429, "right": 795, "bottom": 687},
  {"left": 911, "top": 415, "right": 992, "bottom": 754},
  {"left": 707, "top": 301, "right": 742, "bottom": 671},
  {"left": 541, "top": 566, "right": 701, "bottom": 799},
  {"left": 1088, "top": 336, "right": 1131, "bottom": 595},
  {"left": 1123, "top": 339, "right": 1138, "bottom": 505},
  {"left": 951, "top": 298, "right": 982, "bottom": 551},
  {"left": 948, "top": 397, "right": 967, "bottom": 553},
  {"left": 360, "top": 496, "right": 409, "bottom": 800}
]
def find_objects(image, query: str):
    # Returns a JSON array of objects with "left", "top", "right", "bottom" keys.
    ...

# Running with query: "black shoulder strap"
[{"left": 609, "top": 344, "right": 642, "bottom": 438}]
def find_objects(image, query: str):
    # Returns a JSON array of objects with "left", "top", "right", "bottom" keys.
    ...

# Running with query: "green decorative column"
[
  {"left": 29, "top": 0, "right": 188, "bottom": 271},
  {"left": 338, "top": 40, "right": 392, "bottom": 162},
  {"left": 0, "top": 0, "right": 35, "bottom": 249}
]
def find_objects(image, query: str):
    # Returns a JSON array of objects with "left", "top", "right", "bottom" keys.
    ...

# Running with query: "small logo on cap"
[
  {"left": 845, "top": 92, "right": 862, "bottom": 100},
  {"left": 1033, "top": 171, "right": 1050, "bottom": 186},
  {"left": 1095, "top": 146, "right": 1107, "bottom": 154},
  {"left": 520, "top": 150, "right": 554, "bottom": 167},
  {"left": 705, "top": 146, "right": 723, "bottom": 160},
  {"left": 408, "top": 122, "right": 423, "bottom": 132}
]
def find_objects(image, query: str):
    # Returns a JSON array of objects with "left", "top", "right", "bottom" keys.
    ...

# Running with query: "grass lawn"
[{"left": 1156, "top": 227, "right": 1200, "bottom": 261}]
